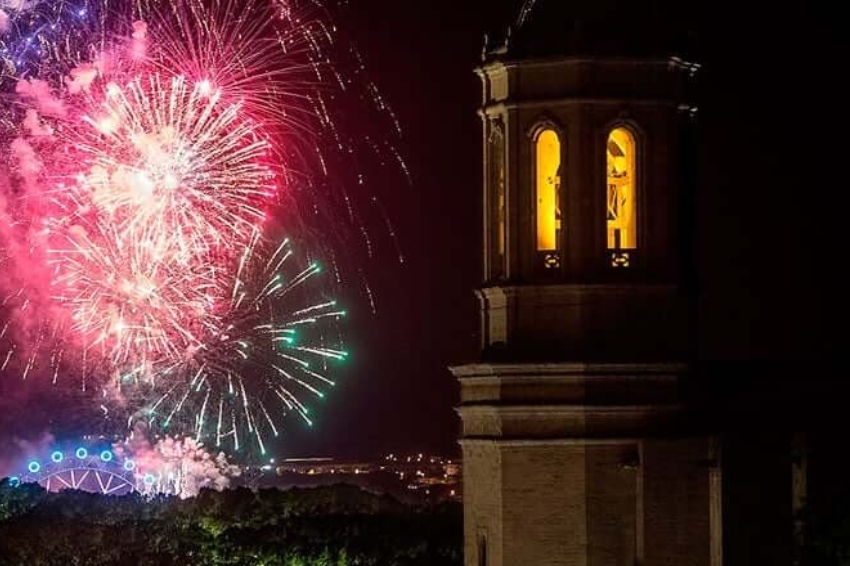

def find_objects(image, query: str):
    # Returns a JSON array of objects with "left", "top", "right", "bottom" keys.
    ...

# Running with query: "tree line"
[{"left": 0, "top": 479, "right": 462, "bottom": 566}]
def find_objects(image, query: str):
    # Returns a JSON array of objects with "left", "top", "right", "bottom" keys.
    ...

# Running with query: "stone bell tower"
[{"left": 451, "top": 5, "right": 719, "bottom": 566}]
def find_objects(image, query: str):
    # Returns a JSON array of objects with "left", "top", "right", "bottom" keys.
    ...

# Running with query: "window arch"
[
  {"left": 535, "top": 128, "right": 561, "bottom": 252},
  {"left": 488, "top": 120, "right": 506, "bottom": 278},
  {"left": 607, "top": 126, "right": 637, "bottom": 251}
]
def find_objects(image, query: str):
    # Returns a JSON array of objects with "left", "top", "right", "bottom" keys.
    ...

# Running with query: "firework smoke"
[
  {"left": 116, "top": 435, "right": 240, "bottom": 499},
  {"left": 0, "top": 431, "right": 54, "bottom": 478}
]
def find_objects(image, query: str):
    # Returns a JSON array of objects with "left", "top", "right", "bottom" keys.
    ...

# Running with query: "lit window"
[
  {"left": 607, "top": 127, "right": 637, "bottom": 250},
  {"left": 535, "top": 129, "right": 561, "bottom": 251}
]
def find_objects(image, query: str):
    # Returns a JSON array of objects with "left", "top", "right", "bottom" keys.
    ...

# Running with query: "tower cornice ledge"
[
  {"left": 451, "top": 362, "right": 687, "bottom": 409},
  {"left": 451, "top": 361, "right": 686, "bottom": 378},
  {"left": 476, "top": 283, "right": 681, "bottom": 300},
  {"left": 452, "top": 363, "right": 689, "bottom": 438},
  {"left": 476, "top": 56, "right": 679, "bottom": 75},
  {"left": 479, "top": 97, "right": 680, "bottom": 118},
  {"left": 456, "top": 402, "right": 684, "bottom": 439}
]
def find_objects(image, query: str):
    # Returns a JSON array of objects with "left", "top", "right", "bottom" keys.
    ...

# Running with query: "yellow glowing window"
[
  {"left": 607, "top": 127, "right": 637, "bottom": 250},
  {"left": 535, "top": 129, "right": 561, "bottom": 251}
]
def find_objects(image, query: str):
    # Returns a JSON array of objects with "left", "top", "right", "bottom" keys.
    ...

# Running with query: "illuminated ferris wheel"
[{"left": 10, "top": 447, "right": 140, "bottom": 496}]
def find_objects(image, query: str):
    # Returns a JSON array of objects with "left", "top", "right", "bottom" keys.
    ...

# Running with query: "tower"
[{"left": 451, "top": 5, "right": 718, "bottom": 566}]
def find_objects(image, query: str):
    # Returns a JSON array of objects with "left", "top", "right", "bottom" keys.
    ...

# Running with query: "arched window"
[
  {"left": 607, "top": 127, "right": 637, "bottom": 253},
  {"left": 488, "top": 121, "right": 506, "bottom": 278},
  {"left": 535, "top": 129, "right": 561, "bottom": 252}
]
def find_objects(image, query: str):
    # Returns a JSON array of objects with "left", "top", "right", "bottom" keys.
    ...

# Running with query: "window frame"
[
  {"left": 602, "top": 120, "right": 644, "bottom": 267},
  {"left": 487, "top": 116, "right": 507, "bottom": 280},
  {"left": 529, "top": 118, "right": 566, "bottom": 272}
]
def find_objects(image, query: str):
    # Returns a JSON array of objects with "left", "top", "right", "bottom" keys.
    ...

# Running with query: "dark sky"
[
  {"left": 278, "top": 0, "right": 516, "bottom": 459},
  {"left": 1, "top": 1, "right": 843, "bottom": 464},
  {"left": 284, "top": 1, "right": 843, "bottom": 459}
]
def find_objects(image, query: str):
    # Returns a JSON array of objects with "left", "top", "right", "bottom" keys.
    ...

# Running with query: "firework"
[
  {"left": 64, "top": 73, "right": 276, "bottom": 253},
  {"left": 134, "top": 230, "right": 347, "bottom": 454},
  {"left": 0, "top": 0, "right": 397, "bottom": 454},
  {"left": 50, "top": 218, "right": 220, "bottom": 373}
]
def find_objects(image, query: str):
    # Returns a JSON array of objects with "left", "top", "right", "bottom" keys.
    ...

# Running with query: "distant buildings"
[{"left": 239, "top": 453, "right": 462, "bottom": 505}]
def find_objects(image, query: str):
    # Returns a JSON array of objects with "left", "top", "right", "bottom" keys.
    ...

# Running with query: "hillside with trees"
[{"left": 0, "top": 479, "right": 461, "bottom": 566}]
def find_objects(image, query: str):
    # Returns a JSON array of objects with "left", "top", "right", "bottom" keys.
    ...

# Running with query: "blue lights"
[
  {"left": 12, "top": 443, "right": 141, "bottom": 492},
  {"left": 144, "top": 473, "right": 155, "bottom": 486},
  {"left": 1, "top": 0, "right": 97, "bottom": 75}
]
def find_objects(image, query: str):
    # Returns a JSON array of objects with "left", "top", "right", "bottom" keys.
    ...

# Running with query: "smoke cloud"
[
  {"left": 65, "top": 62, "right": 100, "bottom": 95},
  {"left": 131, "top": 21, "right": 148, "bottom": 60},
  {"left": 16, "top": 78, "right": 67, "bottom": 118},
  {"left": 22, "top": 109, "right": 53, "bottom": 138},
  {"left": 115, "top": 435, "right": 241, "bottom": 499},
  {"left": 9, "top": 137, "right": 42, "bottom": 192},
  {"left": 0, "top": 430, "right": 54, "bottom": 478},
  {"left": 0, "top": 1, "right": 38, "bottom": 13}
]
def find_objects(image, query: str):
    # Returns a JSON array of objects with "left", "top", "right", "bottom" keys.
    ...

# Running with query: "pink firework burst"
[{"left": 1, "top": 0, "right": 400, "bottom": 453}]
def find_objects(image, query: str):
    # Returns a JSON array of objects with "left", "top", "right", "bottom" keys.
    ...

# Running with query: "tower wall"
[
  {"left": 455, "top": 32, "right": 713, "bottom": 564},
  {"left": 455, "top": 365, "right": 720, "bottom": 566}
]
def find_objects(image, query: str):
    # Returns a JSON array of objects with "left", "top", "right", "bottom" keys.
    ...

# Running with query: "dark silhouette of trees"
[{"left": 0, "top": 479, "right": 461, "bottom": 565}]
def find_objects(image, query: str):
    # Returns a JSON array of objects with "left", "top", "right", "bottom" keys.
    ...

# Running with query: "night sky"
[
  {"left": 0, "top": 1, "right": 843, "bottom": 465},
  {"left": 278, "top": 1, "right": 518, "bottom": 459},
  {"left": 293, "top": 1, "right": 842, "bottom": 459}
]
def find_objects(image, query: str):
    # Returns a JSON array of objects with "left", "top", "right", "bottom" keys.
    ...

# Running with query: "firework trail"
[
  {"left": 63, "top": 73, "right": 276, "bottom": 253},
  {"left": 129, "top": 229, "right": 348, "bottom": 455},
  {"left": 0, "top": 0, "right": 393, "bottom": 454}
]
